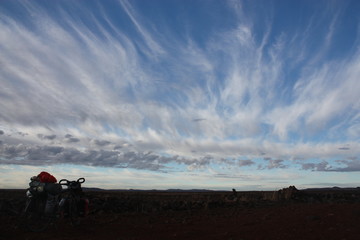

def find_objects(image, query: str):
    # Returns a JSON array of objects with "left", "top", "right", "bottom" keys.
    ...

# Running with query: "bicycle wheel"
[
  {"left": 68, "top": 198, "right": 80, "bottom": 226},
  {"left": 23, "top": 197, "right": 50, "bottom": 232}
]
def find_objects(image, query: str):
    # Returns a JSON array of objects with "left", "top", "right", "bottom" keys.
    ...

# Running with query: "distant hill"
[
  {"left": 83, "top": 186, "right": 360, "bottom": 192},
  {"left": 82, "top": 187, "right": 108, "bottom": 192},
  {"left": 82, "top": 188, "right": 216, "bottom": 192},
  {"left": 303, "top": 186, "right": 360, "bottom": 191}
]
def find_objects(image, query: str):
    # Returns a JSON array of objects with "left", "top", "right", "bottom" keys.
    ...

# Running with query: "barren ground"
[{"left": 1, "top": 190, "right": 360, "bottom": 240}]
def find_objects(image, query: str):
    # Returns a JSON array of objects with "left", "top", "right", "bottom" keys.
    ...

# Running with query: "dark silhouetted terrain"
[{"left": 1, "top": 186, "right": 360, "bottom": 240}]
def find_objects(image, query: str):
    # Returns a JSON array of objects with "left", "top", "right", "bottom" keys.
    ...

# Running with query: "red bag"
[{"left": 37, "top": 171, "right": 57, "bottom": 183}]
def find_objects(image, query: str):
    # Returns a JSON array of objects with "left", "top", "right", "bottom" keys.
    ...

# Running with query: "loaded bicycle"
[{"left": 20, "top": 177, "right": 88, "bottom": 232}]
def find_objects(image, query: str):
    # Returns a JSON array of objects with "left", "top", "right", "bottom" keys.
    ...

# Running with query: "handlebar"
[{"left": 59, "top": 178, "right": 86, "bottom": 185}]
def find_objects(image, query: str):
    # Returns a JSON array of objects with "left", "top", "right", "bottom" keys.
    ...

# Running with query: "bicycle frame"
[
  {"left": 21, "top": 177, "right": 86, "bottom": 232},
  {"left": 58, "top": 178, "right": 86, "bottom": 226}
]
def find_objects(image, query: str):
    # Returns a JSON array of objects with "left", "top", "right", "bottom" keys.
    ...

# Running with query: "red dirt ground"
[{"left": 1, "top": 202, "right": 360, "bottom": 240}]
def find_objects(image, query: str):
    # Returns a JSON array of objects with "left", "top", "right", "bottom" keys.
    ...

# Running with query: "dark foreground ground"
[{"left": 1, "top": 189, "right": 360, "bottom": 240}]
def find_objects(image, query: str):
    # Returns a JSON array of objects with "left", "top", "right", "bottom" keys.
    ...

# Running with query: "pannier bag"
[
  {"left": 60, "top": 198, "right": 69, "bottom": 218},
  {"left": 60, "top": 197, "right": 89, "bottom": 217},
  {"left": 78, "top": 197, "right": 89, "bottom": 217}
]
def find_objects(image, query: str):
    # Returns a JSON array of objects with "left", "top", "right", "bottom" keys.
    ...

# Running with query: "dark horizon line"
[{"left": 1, "top": 186, "right": 360, "bottom": 192}]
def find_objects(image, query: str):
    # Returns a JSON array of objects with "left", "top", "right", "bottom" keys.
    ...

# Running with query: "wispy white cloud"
[
  {"left": 0, "top": 0, "right": 360, "bottom": 189},
  {"left": 118, "top": 0, "right": 165, "bottom": 58}
]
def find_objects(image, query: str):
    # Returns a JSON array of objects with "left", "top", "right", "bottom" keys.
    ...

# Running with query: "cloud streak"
[{"left": 0, "top": 0, "right": 360, "bottom": 189}]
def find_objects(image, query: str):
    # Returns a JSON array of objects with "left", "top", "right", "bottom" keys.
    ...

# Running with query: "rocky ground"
[{"left": 1, "top": 188, "right": 360, "bottom": 240}]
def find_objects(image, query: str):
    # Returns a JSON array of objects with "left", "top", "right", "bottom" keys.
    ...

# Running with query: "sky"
[{"left": 1, "top": 0, "right": 360, "bottom": 190}]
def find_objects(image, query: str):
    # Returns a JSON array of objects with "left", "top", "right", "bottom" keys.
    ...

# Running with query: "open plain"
[{"left": 1, "top": 187, "right": 360, "bottom": 240}]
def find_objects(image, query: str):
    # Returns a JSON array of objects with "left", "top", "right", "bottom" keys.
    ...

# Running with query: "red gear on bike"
[{"left": 37, "top": 171, "right": 57, "bottom": 183}]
